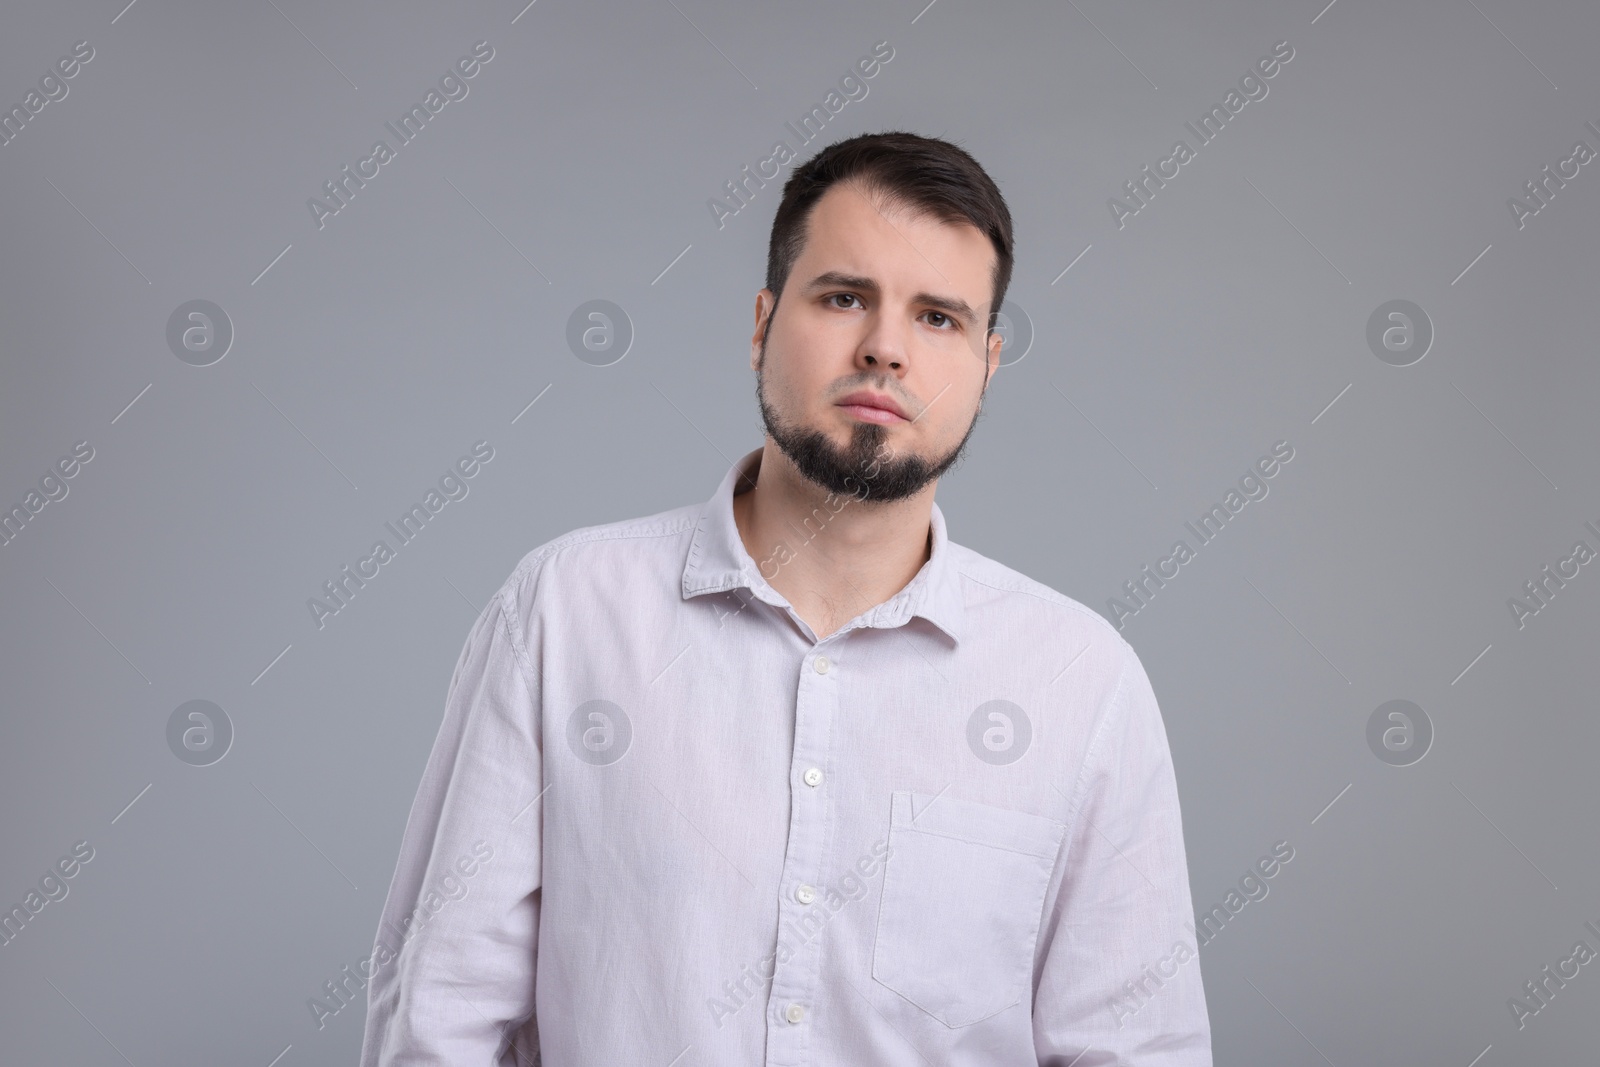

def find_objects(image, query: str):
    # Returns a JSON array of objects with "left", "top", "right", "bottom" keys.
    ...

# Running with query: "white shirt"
[{"left": 360, "top": 446, "right": 1212, "bottom": 1066}]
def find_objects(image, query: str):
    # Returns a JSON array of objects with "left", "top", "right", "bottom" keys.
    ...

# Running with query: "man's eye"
[
  {"left": 926, "top": 312, "right": 952, "bottom": 329},
  {"left": 829, "top": 294, "right": 862, "bottom": 309}
]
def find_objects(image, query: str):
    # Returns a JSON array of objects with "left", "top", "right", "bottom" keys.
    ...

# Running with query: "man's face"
[{"left": 749, "top": 181, "right": 1003, "bottom": 503}]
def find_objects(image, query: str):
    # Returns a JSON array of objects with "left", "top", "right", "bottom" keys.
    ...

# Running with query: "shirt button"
[
  {"left": 785, "top": 1003, "right": 805, "bottom": 1024},
  {"left": 795, "top": 884, "right": 816, "bottom": 904},
  {"left": 803, "top": 767, "right": 823, "bottom": 787},
  {"left": 813, "top": 655, "right": 830, "bottom": 674}
]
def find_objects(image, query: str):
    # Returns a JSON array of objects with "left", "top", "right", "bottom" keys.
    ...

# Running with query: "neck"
[{"left": 732, "top": 439, "right": 934, "bottom": 641}]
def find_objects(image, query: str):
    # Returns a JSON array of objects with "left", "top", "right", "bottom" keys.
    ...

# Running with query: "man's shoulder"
[
  {"left": 946, "top": 539, "right": 1132, "bottom": 661},
  {"left": 495, "top": 500, "right": 703, "bottom": 602}
]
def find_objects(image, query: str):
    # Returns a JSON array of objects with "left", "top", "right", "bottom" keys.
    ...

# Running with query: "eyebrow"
[{"left": 800, "top": 271, "right": 980, "bottom": 329}]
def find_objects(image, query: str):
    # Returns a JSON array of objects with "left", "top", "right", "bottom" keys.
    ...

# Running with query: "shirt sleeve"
[
  {"left": 1033, "top": 638, "right": 1212, "bottom": 1065},
  {"left": 360, "top": 585, "right": 544, "bottom": 1067}
]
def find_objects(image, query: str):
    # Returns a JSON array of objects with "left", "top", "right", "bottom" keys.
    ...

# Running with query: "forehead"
[{"left": 790, "top": 182, "right": 995, "bottom": 309}]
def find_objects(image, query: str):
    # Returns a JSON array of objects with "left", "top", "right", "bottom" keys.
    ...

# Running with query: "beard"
[{"left": 755, "top": 343, "right": 983, "bottom": 503}]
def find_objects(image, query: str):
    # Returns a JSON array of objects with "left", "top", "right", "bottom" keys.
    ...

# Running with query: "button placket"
[{"left": 763, "top": 644, "right": 841, "bottom": 1065}]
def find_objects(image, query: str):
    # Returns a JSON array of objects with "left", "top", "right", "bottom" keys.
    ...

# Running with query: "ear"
[
  {"left": 750, "top": 289, "right": 776, "bottom": 371},
  {"left": 983, "top": 324, "right": 1004, "bottom": 388}
]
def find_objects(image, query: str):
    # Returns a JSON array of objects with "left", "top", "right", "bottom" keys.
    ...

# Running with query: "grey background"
[{"left": 1, "top": 0, "right": 1596, "bottom": 1063}]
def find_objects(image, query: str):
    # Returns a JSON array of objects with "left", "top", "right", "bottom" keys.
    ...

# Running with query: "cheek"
[
  {"left": 919, "top": 368, "right": 982, "bottom": 420},
  {"left": 772, "top": 334, "right": 846, "bottom": 402},
  {"left": 758, "top": 351, "right": 812, "bottom": 413}
]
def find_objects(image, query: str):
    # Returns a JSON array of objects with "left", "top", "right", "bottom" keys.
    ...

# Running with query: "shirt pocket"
[{"left": 870, "top": 791, "right": 1067, "bottom": 1028}]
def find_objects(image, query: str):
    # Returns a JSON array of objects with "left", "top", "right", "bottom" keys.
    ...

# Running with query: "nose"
[{"left": 855, "top": 309, "right": 908, "bottom": 373}]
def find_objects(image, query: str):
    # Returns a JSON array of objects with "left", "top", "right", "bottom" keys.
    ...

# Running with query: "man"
[{"left": 361, "top": 131, "right": 1212, "bottom": 1065}]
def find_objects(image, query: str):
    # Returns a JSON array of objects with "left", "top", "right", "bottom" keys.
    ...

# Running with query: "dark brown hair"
[{"left": 764, "top": 131, "right": 1015, "bottom": 335}]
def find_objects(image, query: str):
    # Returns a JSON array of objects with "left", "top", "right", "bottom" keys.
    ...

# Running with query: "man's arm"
[
  {"left": 1033, "top": 638, "right": 1212, "bottom": 1065},
  {"left": 360, "top": 586, "right": 543, "bottom": 1066}
]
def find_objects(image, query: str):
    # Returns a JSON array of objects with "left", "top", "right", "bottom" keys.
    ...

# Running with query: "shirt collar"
[{"left": 682, "top": 446, "right": 965, "bottom": 645}]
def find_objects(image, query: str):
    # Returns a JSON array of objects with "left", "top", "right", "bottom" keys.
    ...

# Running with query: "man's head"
[{"left": 750, "top": 131, "right": 1014, "bottom": 503}]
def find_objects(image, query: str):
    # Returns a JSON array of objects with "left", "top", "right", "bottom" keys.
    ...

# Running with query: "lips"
[{"left": 835, "top": 390, "right": 909, "bottom": 420}]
